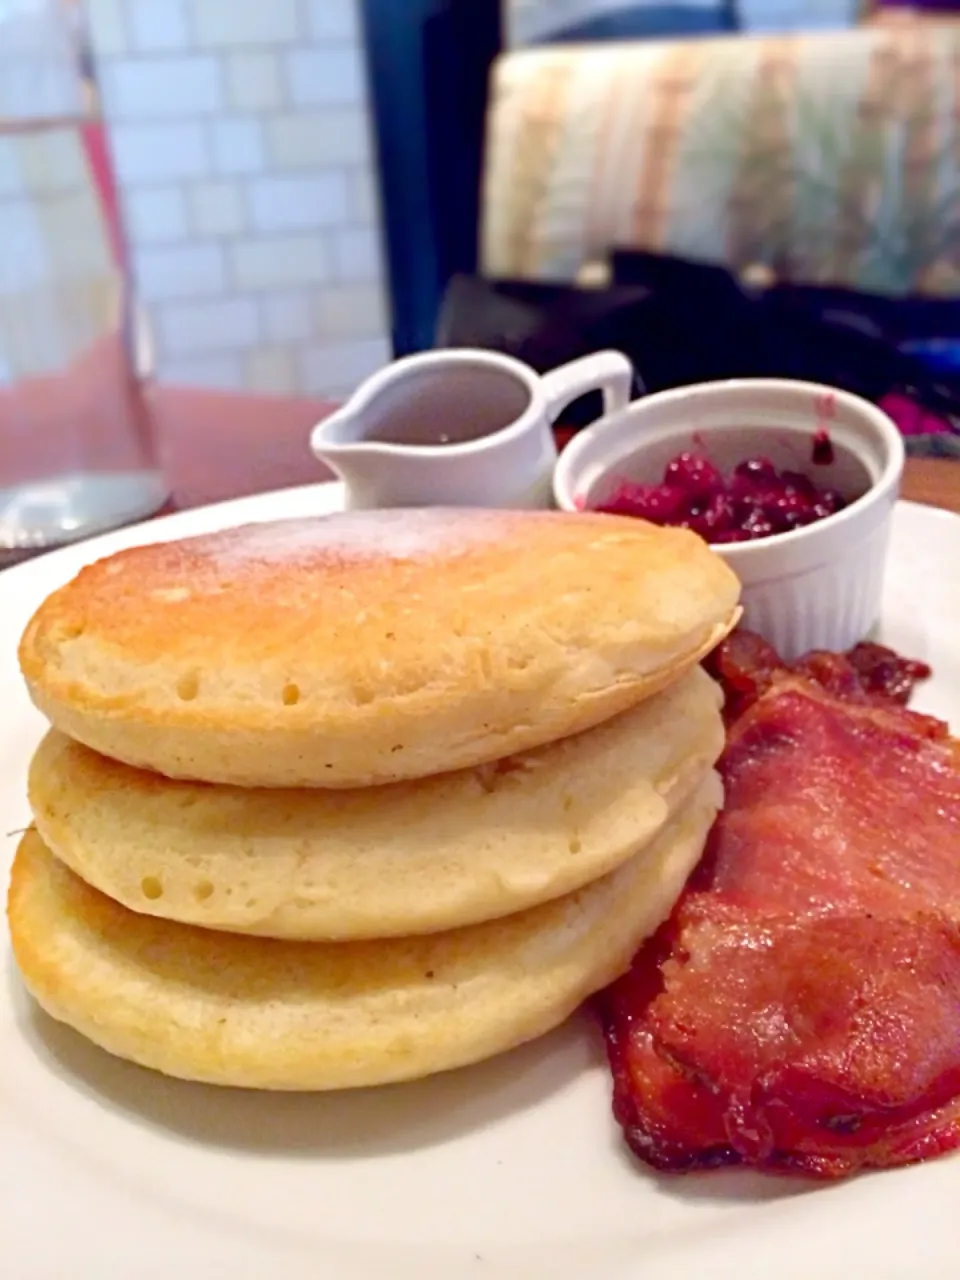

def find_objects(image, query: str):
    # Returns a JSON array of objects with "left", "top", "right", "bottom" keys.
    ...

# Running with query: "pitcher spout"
[{"left": 310, "top": 404, "right": 365, "bottom": 452}]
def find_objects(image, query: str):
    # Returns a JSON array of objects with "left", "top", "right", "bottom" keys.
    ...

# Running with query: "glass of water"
[{"left": 0, "top": 0, "right": 167, "bottom": 566}]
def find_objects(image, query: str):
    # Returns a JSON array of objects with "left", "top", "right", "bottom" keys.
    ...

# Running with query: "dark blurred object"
[
  {"left": 873, "top": 1, "right": 960, "bottom": 11},
  {"left": 527, "top": 2, "right": 737, "bottom": 42},
  {"left": 361, "top": 0, "right": 501, "bottom": 356},
  {"left": 435, "top": 274, "right": 649, "bottom": 425},
  {"left": 612, "top": 250, "right": 960, "bottom": 421},
  {"left": 436, "top": 252, "right": 960, "bottom": 434}
]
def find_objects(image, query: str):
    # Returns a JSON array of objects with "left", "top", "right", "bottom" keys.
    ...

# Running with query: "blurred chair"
[{"left": 482, "top": 22, "right": 960, "bottom": 298}]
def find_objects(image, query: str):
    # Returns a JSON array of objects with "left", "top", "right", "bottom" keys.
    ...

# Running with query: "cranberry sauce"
[{"left": 596, "top": 450, "right": 847, "bottom": 543}]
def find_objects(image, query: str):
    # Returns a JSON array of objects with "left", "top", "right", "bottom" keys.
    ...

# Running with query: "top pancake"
[{"left": 19, "top": 508, "right": 740, "bottom": 787}]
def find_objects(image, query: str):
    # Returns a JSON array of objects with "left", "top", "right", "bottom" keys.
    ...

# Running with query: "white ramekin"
[{"left": 553, "top": 379, "right": 905, "bottom": 661}]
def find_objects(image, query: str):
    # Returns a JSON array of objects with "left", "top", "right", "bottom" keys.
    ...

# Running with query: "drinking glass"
[{"left": 0, "top": 0, "right": 166, "bottom": 566}]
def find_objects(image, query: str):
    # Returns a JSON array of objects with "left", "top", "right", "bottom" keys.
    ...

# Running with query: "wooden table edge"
[{"left": 899, "top": 458, "right": 960, "bottom": 516}]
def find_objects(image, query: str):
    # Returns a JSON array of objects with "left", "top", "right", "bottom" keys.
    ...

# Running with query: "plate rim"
[{"left": 0, "top": 492, "right": 956, "bottom": 598}]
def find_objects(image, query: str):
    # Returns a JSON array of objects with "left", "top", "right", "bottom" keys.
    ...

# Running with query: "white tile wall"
[
  {"left": 298, "top": 336, "right": 392, "bottom": 397},
  {"left": 100, "top": 55, "right": 223, "bottom": 118},
  {"left": 331, "top": 227, "right": 382, "bottom": 282},
  {"left": 109, "top": 121, "right": 208, "bottom": 182},
  {"left": 284, "top": 48, "right": 363, "bottom": 107},
  {"left": 315, "top": 284, "right": 387, "bottom": 338},
  {"left": 194, "top": 0, "right": 300, "bottom": 49},
  {"left": 226, "top": 51, "right": 283, "bottom": 111},
  {"left": 209, "top": 116, "right": 265, "bottom": 175},
  {"left": 86, "top": 0, "right": 390, "bottom": 397},
  {"left": 161, "top": 351, "right": 245, "bottom": 389},
  {"left": 246, "top": 346, "right": 298, "bottom": 394},
  {"left": 247, "top": 174, "right": 348, "bottom": 232},
  {"left": 349, "top": 168, "right": 380, "bottom": 225},
  {"left": 189, "top": 179, "right": 245, "bottom": 235},
  {"left": 86, "top": 0, "right": 127, "bottom": 56},
  {"left": 267, "top": 110, "right": 370, "bottom": 168},
  {"left": 133, "top": 242, "right": 226, "bottom": 300},
  {"left": 0, "top": 143, "right": 23, "bottom": 197},
  {"left": 158, "top": 297, "right": 260, "bottom": 354},
  {"left": 263, "top": 291, "right": 315, "bottom": 343},
  {"left": 230, "top": 234, "right": 330, "bottom": 290},
  {"left": 128, "top": 0, "right": 190, "bottom": 51},
  {"left": 125, "top": 185, "right": 188, "bottom": 243},
  {"left": 305, "top": 0, "right": 359, "bottom": 42}
]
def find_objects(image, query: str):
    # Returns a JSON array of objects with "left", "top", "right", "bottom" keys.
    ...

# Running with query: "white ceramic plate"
[{"left": 1, "top": 487, "right": 958, "bottom": 1280}]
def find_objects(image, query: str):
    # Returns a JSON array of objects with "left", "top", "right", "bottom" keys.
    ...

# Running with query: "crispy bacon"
[
  {"left": 597, "top": 632, "right": 960, "bottom": 1179},
  {"left": 704, "top": 629, "right": 932, "bottom": 725}
]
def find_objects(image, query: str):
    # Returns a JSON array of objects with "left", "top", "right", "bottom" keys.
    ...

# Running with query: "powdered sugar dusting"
[{"left": 188, "top": 509, "right": 526, "bottom": 569}]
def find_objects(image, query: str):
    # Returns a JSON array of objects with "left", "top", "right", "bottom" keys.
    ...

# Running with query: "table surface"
[{"left": 153, "top": 387, "right": 960, "bottom": 517}]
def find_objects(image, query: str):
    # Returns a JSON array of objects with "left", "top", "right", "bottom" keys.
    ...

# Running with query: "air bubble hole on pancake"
[{"left": 176, "top": 674, "right": 199, "bottom": 702}]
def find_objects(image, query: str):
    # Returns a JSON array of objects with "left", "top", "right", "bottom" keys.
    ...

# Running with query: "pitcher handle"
[{"left": 539, "top": 350, "right": 634, "bottom": 423}]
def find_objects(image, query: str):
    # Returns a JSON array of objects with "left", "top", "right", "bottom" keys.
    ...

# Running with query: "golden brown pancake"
[
  {"left": 19, "top": 508, "right": 740, "bottom": 787},
  {"left": 28, "top": 667, "right": 723, "bottom": 938},
  {"left": 8, "top": 777, "right": 721, "bottom": 1090}
]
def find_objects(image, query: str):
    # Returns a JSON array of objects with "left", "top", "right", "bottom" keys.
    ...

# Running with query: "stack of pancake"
[{"left": 8, "top": 508, "right": 740, "bottom": 1091}]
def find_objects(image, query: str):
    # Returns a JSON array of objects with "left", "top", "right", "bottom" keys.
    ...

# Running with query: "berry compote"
[{"left": 596, "top": 451, "right": 846, "bottom": 543}]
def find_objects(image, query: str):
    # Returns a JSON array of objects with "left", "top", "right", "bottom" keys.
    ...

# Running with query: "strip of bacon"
[
  {"left": 705, "top": 629, "right": 933, "bottom": 723},
  {"left": 596, "top": 633, "right": 960, "bottom": 1179}
]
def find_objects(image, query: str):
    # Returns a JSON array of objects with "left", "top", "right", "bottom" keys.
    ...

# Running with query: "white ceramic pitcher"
[{"left": 309, "top": 348, "right": 633, "bottom": 510}]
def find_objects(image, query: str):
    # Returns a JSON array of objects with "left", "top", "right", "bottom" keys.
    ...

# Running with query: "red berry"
[
  {"left": 662, "top": 452, "right": 723, "bottom": 498},
  {"left": 596, "top": 482, "right": 649, "bottom": 515},
  {"left": 637, "top": 484, "right": 689, "bottom": 523},
  {"left": 597, "top": 481, "right": 689, "bottom": 524},
  {"left": 765, "top": 490, "right": 817, "bottom": 532},
  {"left": 818, "top": 489, "right": 845, "bottom": 514},
  {"left": 701, "top": 491, "right": 735, "bottom": 533},
  {"left": 729, "top": 475, "right": 779, "bottom": 513},
  {"left": 734, "top": 457, "right": 779, "bottom": 486},
  {"left": 781, "top": 470, "right": 817, "bottom": 499},
  {"left": 740, "top": 508, "right": 777, "bottom": 539}
]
